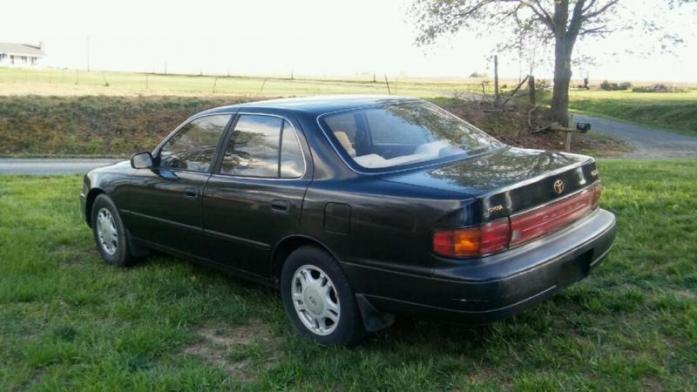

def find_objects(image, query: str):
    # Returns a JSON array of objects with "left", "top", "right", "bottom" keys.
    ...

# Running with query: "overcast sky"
[{"left": 3, "top": 0, "right": 696, "bottom": 82}]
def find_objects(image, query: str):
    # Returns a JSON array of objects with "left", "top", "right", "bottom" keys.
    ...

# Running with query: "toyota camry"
[{"left": 80, "top": 96, "right": 616, "bottom": 345}]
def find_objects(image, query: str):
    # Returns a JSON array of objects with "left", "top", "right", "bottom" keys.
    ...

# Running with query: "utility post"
[
  {"left": 493, "top": 55, "right": 500, "bottom": 107},
  {"left": 86, "top": 35, "right": 91, "bottom": 72}
]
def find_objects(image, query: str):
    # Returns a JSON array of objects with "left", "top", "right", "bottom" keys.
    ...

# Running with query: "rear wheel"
[
  {"left": 91, "top": 194, "right": 135, "bottom": 267},
  {"left": 281, "top": 246, "right": 366, "bottom": 346}
]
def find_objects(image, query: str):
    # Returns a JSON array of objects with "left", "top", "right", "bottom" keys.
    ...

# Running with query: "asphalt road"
[
  {"left": 0, "top": 158, "right": 120, "bottom": 175},
  {"left": 573, "top": 114, "right": 697, "bottom": 159}
]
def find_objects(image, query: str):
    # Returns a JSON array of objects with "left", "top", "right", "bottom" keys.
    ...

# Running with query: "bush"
[
  {"left": 632, "top": 84, "right": 685, "bottom": 93},
  {"left": 600, "top": 81, "right": 632, "bottom": 91}
]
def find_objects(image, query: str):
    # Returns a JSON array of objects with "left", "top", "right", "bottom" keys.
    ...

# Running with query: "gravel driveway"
[{"left": 573, "top": 114, "right": 697, "bottom": 159}]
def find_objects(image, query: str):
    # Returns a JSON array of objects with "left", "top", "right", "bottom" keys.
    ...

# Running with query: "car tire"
[
  {"left": 91, "top": 194, "right": 135, "bottom": 267},
  {"left": 281, "top": 246, "right": 366, "bottom": 346}
]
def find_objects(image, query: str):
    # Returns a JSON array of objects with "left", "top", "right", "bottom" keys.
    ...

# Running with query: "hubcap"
[
  {"left": 96, "top": 208, "right": 118, "bottom": 256},
  {"left": 291, "top": 265, "right": 340, "bottom": 336}
]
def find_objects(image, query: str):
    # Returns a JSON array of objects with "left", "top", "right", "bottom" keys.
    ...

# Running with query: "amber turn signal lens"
[{"left": 433, "top": 218, "right": 510, "bottom": 258}]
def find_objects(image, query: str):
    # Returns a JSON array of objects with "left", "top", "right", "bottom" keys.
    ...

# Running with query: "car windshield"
[{"left": 319, "top": 101, "right": 503, "bottom": 170}]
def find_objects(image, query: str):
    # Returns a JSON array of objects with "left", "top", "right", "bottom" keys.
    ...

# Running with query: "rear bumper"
[{"left": 344, "top": 209, "right": 616, "bottom": 323}]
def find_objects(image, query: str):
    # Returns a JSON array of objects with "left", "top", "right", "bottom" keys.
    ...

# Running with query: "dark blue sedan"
[{"left": 80, "top": 96, "right": 616, "bottom": 345}]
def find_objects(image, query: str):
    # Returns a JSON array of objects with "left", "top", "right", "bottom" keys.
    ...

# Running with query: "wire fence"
[{"left": 0, "top": 67, "right": 487, "bottom": 98}]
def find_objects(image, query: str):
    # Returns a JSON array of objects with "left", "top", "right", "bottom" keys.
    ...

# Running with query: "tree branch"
[
  {"left": 582, "top": 0, "right": 620, "bottom": 20},
  {"left": 518, "top": 0, "right": 555, "bottom": 31},
  {"left": 567, "top": 0, "right": 587, "bottom": 39}
]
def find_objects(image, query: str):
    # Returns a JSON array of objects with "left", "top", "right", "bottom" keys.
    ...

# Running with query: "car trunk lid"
[{"left": 384, "top": 147, "right": 601, "bottom": 256}]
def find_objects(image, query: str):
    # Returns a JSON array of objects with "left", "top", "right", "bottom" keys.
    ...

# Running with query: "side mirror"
[{"left": 130, "top": 152, "right": 154, "bottom": 169}]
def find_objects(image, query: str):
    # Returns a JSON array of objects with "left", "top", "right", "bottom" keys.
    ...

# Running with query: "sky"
[{"left": 3, "top": 0, "right": 697, "bottom": 82}]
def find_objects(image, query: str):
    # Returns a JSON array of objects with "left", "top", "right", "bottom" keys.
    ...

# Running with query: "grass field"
[
  {"left": 3, "top": 66, "right": 696, "bottom": 136},
  {"left": 568, "top": 88, "right": 697, "bottom": 135},
  {"left": 0, "top": 95, "right": 627, "bottom": 157},
  {"left": 1, "top": 160, "right": 696, "bottom": 391},
  {"left": 0, "top": 96, "right": 245, "bottom": 156},
  {"left": 0, "top": 67, "right": 483, "bottom": 98}
]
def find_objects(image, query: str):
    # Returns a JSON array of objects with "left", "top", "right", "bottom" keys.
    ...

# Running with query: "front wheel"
[
  {"left": 280, "top": 246, "right": 366, "bottom": 346},
  {"left": 91, "top": 194, "right": 135, "bottom": 267}
]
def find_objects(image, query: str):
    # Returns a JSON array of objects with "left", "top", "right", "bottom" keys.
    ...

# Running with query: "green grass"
[
  {"left": 0, "top": 67, "right": 482, "bottom": 98},
  {"left": 0, "top": 96, "right": 248, "bottom": 156},
  {"left": 1, "top": 160, "right": 696, "bottom": 390},
  {"left": 568, "top": 88, "right": 697, "bottom": 135},
  {"left": 0, "top": 96, "right": 535, "bottom": 156}
]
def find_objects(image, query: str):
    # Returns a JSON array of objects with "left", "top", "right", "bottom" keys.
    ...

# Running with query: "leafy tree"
[{"left": 410, "top": 0, "right": 691, "bottom": 126}]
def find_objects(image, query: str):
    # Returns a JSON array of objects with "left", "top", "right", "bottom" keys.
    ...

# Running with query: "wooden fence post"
[
  {"left": 528, "top": 75, "right": 536, "bottom": 106},
  {"left": 494, "top": 55, "right": 500, "bottom": 106}
]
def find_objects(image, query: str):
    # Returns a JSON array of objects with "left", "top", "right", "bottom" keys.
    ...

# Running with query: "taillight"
[
  {"left": 433, "top": 182, "right": 602, "bottom": 259},
  {"left": 510, "top": 182, "right": 601, "bottom": 247},
  {"left": 433, "top": 217, "right": 510, "bottom": 258},
  {"left": 591, "top": 182, "right": 603, "bottom": 210}
]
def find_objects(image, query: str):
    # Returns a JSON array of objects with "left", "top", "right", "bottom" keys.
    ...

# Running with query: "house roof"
[{"left": 0, "top": 42, "right": 45, "bottom": 57}]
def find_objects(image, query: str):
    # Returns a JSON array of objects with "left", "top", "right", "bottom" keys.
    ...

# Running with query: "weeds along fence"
[{"left": 0, "top": 67, "right": 484, "bottom": 98}]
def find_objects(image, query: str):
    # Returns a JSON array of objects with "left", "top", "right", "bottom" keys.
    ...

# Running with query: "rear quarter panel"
[{"left": 300, "top": 177, "right": 475, "bottom": 275}]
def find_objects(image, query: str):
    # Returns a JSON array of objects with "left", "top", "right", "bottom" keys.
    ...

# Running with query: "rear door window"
[{"left": 220, "top": 114, "right": 305, "bottom": 178}]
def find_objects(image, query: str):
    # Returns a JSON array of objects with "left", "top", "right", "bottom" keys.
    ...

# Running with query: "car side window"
[
  {"left": 159, "top": 115, "right": 231, "bottom": 172},
  {"left": 220, "top": 115, "right": 305, "bottom": 178},
  {"left": 280, "top": 121, "right": 305, "bottom": 178}
]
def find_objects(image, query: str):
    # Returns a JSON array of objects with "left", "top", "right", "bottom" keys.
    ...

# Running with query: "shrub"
[
  {"left": 600, "top": 81, "right": 632, "bottom": 91},
  {"left": 632, "top": 84, "right": 685, "bottom": 93}
]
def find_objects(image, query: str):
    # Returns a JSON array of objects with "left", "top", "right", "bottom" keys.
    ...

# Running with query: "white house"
[{"left": 0, "top": 42, "right": 45, "bottom": 66}]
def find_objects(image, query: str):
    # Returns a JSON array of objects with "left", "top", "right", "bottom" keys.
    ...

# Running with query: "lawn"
[
  {"left": 1, "top": 160, "right": 696, "bottom": 391},
  {"left": 568, "top": 88, "right": 697, "bottom": 135}
]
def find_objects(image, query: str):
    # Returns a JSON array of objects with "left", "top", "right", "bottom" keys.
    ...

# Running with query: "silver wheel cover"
[
  {"left": 291, "top": 264, "right": 341, "bottom": 336},
  {"left": 96, "top": 208, "right": 119, "bottom": 256}
]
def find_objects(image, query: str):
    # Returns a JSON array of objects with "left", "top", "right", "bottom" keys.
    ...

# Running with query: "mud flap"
[{"left": 356, "top": 294, "right": 395, "bottom": 332}]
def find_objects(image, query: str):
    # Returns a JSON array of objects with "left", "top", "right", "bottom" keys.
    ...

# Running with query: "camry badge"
[{"left": 553, "top": 179, "right": 565, "bottom": 194}]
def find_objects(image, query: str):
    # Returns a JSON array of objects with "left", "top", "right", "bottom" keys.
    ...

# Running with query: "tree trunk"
[{"left": 551, "top": 38, "right": 573, "bottom": 127}]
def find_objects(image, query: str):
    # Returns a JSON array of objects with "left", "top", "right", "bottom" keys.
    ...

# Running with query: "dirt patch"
[
  {"left": 665, "top": 288, "right": 697, "bottom": 301},
  {"left": 641, "top": 376, "right": 664, "bottom": 391},
  {"left": 183, "top": 319, "right": 282, "bottom": 383},
  {"left": 52, "top": 244, "right": 93, "bottom": 269}
]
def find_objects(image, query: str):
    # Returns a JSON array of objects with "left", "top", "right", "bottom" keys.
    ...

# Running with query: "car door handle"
[
  {"left": 271, "top": 199, "right": 290, "bottom": 214},
  {"left": 184, "top": 188, "right": 199, "bottom": 198}
]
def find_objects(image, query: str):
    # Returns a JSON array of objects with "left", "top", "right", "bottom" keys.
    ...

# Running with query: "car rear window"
[{"left": 319, "top": 101, "right": 502, "bottom": 171}]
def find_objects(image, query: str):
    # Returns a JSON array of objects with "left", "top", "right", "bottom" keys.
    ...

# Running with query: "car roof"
[{"left": 201, "top": 95, "right": 421, "bottom": 117}]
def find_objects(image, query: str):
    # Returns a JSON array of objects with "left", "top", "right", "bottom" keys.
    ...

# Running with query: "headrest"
[{"left": 334, "top": 131, "right": 356, "bottom": 156}]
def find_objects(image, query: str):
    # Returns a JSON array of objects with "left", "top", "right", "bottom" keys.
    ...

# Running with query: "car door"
[
  {"left": 125, "top": 114, "right": 232, "bottom": 255},
  {"left": 202, "top": 113, "right": 310, "bottom": 277}
]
